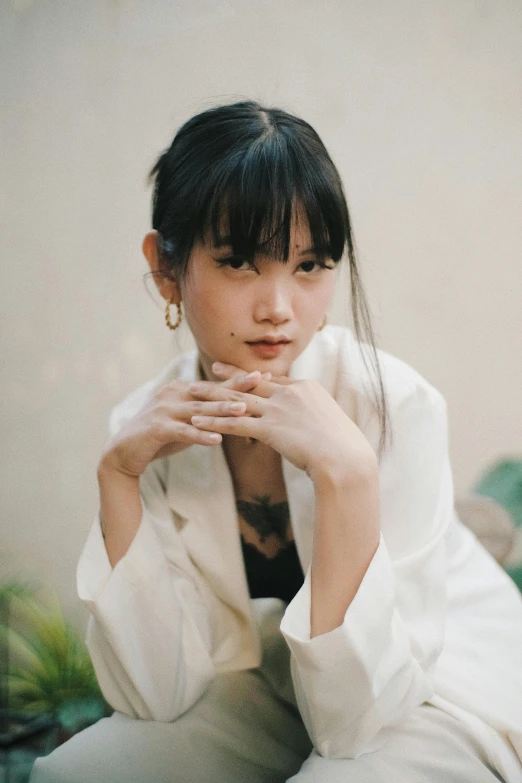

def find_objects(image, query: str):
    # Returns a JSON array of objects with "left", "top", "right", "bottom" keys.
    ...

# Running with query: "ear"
[{"left": 142, "top": 230, "right": 181, "bottom": 304}]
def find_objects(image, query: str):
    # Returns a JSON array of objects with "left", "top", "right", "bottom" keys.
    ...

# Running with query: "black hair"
[{"left": 147, "top": 100, "right": 391, "bottom": 459}]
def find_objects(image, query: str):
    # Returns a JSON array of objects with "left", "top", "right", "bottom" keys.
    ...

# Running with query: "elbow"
[
  {"left": 309, "top": 664, "right": 436, "bottom": 760},
  {"left": 310, "top": 718, "right": 390, "bottom": 760},
  {"left": 97, "top": 670, "right": 211, "bottom": 725},
  {"left": 87, "top": 629, "right": 215, "bottom": 725}
]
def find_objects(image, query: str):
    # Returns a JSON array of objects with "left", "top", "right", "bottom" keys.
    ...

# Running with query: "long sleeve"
[
  {"left": 76, "top": 415, "right": 216, "bottom": 722},
  {"left": 280, "top": 380, "right": 453, "bottom": 759}
]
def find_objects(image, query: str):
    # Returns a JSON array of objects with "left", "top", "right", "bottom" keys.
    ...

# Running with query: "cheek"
[
  {"left": 183, "top": 281, "right": 241, "bottom": 339},
  {"left": 298, "top": 278, "right": 335, "bottom": 321}
]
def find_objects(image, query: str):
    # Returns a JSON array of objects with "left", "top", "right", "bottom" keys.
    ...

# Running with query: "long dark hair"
[{"left": 147, "top": 100, "right": 391, "bottom": 459}]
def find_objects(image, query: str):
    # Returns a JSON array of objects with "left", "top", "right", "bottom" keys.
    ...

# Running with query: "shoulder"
[
  {"left": 316, "top": 324, "right": 445, "bottom": 406},
  {"left": 313, "top": 326, "right": 447, "bottom": 447},
  {"left": 107, "top": 349, "right": 199, "bottom": 437}
]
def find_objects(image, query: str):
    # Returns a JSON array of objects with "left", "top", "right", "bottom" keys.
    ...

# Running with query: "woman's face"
[{"left": 180, "top": 215, "right": 338, "bottom": 381}]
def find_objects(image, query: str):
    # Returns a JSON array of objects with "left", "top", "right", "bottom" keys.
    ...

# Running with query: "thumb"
[
  {"left": 212, "top": 361, "right": 245, "bottom": 379},
  {"left": 222, "top": 370, "right": 272, "bottom": 391}
]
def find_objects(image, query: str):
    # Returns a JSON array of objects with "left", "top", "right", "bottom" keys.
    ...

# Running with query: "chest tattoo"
[{"left": 236, "top": 495, "right": 290, "bottom": 543}]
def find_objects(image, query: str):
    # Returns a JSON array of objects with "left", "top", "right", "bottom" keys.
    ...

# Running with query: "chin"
[
  {"left": 224, "top": 355, "right": 287, "bottom": 377},
  {"left": 253, "top": 357, "right": 292, "bottom": 376}
]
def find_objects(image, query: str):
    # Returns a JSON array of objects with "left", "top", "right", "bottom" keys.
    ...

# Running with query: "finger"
[
  {"left": 189, "top": 388, "right": 267, "bottom": 416},
  {"left": 214, "top": 363, "right": 291, "bottom": 388},
  {"left": 191, "top": 414, "right": 262, "bottom": 440},
  {"left": 223, "top": 370, "right": 272, "bottom": 391},
  {"left": 262, "top": 374, "right": 293, "bottom": 385},
  {"left": 189, "top": 379, "right": 274, "bottom": 401},
  {"left": 157, "top": 420, "right": 223, "bottom": 448},
  {"left": 185, "top": 400, "right": 247, "bottom": 418},
  {"left": 212, "top": 363, "right": 273, "bottom": 388},
  {"left": 188, "top": 382, "right": 269, "bottom": 407},
  {"left": 212, "top": 361, "right": 247, "bottom": 378},
  {"left": 177, "top": 423, "right": 223, "bottom": 446}
]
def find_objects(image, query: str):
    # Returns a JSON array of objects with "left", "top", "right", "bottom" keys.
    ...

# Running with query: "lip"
[
  {"left": 246, "top": 336, "right": 291, "bottom": 345},
  {"left": 246, "top": 341, "right": 290, "bottom": 359}
]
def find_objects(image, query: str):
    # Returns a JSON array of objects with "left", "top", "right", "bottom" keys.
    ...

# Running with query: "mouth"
[
  {"left": 246, "top": 341, "right": 290, "bottom": 347},
  {"left": 246, "top": 337, "right": 292, "bottom": 346},
  {"left": 245, "top": 339, "right": 291, "bottom": 358}
]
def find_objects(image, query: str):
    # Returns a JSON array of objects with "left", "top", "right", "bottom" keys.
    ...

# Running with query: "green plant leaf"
[{"left": 1, "top": 581, "right": 105, "bottom": 722}]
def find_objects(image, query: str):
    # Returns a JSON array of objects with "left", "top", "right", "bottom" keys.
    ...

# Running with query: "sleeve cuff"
[
  {"left": 77, "top": 505, "right": 168, "bottom": 607},
  {"left": 280, "top": 532, "right": 395, "bottom": 670}
]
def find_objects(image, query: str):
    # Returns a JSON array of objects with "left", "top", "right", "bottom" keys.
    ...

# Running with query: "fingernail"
[
  {"left": 261, "top": 372, "right": 272, "bottom": 379},
  {"left": 244, "top": 371, "right": 261, "bottom": 381},
  {"left": 213, "top": 362, "right": 224, "bottom": 370}
]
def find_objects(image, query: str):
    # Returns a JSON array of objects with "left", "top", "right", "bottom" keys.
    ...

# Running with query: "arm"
[
  {"left": 310, "top": 460, "right": 380, "bottom": 639},
  {"left": 77, "top": 438, "right": 216, "bottom": 721},
  {"left": 78, "top": 367, "right": 269, "bottom": 720},
  {"left": 280, "top": 384, "right": 452, "bottom": 759},
  {"left": 97, "top": 462, "right": 143, "bottom": 568}
]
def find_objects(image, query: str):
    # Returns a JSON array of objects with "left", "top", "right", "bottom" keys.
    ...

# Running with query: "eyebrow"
[{"left": 213, "top": 236, "right": 326, "bottom": 256}]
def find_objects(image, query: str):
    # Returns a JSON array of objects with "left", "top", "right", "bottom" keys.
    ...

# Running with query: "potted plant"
[
  {"left": 0, "top": 581, "right": 111, "bottom": 749},
  {"left": 0, "top": 583, "right": 58, "bottom": 750}
]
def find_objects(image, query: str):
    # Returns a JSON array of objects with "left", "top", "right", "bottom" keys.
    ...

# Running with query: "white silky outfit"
[{"left": 75, "top": 325, "right": 522, "bottom": 782}]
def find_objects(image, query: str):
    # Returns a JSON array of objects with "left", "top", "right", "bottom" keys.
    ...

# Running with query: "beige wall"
[{"left": 1, "top": 0, "right": 521, "bottom": 629}]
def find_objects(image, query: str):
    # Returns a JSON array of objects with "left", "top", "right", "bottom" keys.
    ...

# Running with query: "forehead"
[{"left": 204, "top": 207, "right": 314, "bottom": 253}]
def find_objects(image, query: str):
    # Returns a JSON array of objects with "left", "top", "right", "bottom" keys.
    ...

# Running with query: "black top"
[{"left": 240, "top": 535, "right": 305, "bottom": 605}]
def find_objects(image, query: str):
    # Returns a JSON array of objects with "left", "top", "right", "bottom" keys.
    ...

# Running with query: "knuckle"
[
  {"left": 195, "top": 415, "right": 213, "bottom": 428},
  {"left": 153, "top": 402, "right": 170, "bottom": 418},
  {"left": 151, "top": 418, "right": 171, "bottom": 441},
  {"left": 157, "top": 380, "right": 178, "bottom": 396},
  {"left": 234, "top": 374, "right": 252, "bottom": 386},
  {"left": 149, "top": 410, "right": 164, "bottom": 430},
  {"left": 192, "top": 385, "right": 212, "bottom": 399},
  {"left": 153, "top": 386, "right": 167, "bottom": 402},
  {"left": 216, "top": 386, "right": 241, "bottom": 400},
  {"left": 279, "top": 385, "right": 295, "bottom": 400},
  {"left": 176, "top": 422, "right": 193, "bottom": 440},
  {"left": 155, "top": 382, "right": 186, "bottom": 404}
]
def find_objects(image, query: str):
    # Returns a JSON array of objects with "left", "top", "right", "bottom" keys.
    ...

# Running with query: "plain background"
[{"left": 1, "top": 0, "right": 521, "bottom": 629}]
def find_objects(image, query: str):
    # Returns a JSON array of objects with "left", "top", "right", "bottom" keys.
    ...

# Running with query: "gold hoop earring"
[
  {"left": 318, "top": 314, "right": 327, "bottom": 331},
  {"left": 165, "top": 300, "right": 182, "bottom": 330}
]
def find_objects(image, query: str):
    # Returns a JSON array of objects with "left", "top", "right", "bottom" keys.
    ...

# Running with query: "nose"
[{"left": 253, "top": 277, "right": 293, "bottom": 325}]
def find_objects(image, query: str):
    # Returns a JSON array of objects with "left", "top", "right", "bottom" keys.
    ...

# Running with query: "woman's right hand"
[{"left": 98, "top": 370, "right": 270, "bottom": 479}]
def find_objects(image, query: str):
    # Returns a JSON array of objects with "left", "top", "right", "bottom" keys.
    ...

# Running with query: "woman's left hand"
[{"left": 188, "top": 362, "right": 377, "bottom": 482}]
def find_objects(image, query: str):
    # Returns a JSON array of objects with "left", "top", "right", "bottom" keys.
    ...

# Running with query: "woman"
[{"left": 30, "top": 100, "right": 522, "bottom": 783}]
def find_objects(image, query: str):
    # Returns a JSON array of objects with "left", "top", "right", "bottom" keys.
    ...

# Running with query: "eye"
[
  {"left": 298, "top": 260, "right": 336, "bottom": 273},
  {"left": 215, "top": 256, "right": 255, "bottom": 271}
]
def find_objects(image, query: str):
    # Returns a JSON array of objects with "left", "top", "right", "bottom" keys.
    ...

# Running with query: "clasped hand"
[{"left": 189, "top": 361, "right": 376, "bottom": 482}]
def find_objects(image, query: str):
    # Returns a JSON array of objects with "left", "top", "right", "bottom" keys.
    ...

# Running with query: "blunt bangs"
[{"left": 197, "top": 131, "right": 349, "bottom": 265}]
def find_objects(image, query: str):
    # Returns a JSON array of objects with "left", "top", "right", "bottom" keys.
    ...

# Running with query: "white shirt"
[{"left": 77, "top": 325, "right": 522, "bottom": 781}]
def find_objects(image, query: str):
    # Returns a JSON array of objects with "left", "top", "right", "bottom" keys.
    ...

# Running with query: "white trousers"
[{"left": 29, "top": 599, "right": 506, "bottom": 783}]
